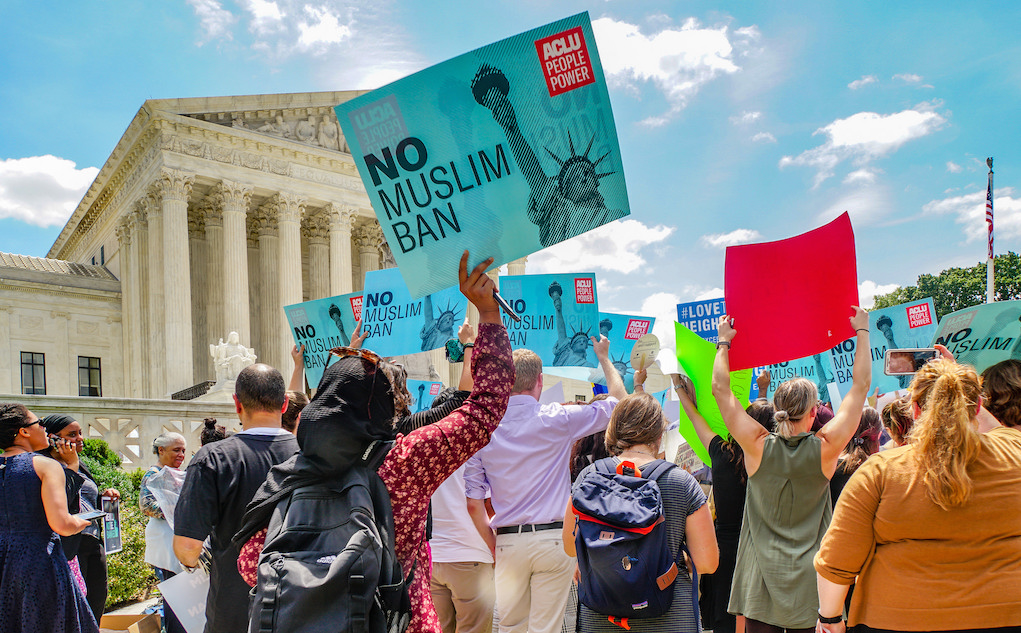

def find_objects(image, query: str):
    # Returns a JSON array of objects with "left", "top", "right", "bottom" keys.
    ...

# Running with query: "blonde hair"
[
  {"left": 604, "top": 393, "right": 666, "bottom": 456},
  {"left": 512, "top": 349, "right": 542, "bottom": 393},
  {"left": 909, "top": 359, "right": 982, "bottom": 510},
  {"left": 772, "top": 378, "right": 817, "bottom": 438}
]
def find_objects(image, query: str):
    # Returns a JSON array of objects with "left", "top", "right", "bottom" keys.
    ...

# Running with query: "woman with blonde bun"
[
  {"left": 814, "top": 357, "right": 1021, "bottom": 633},
  {"left": 712, "top": 308, "right": 872, "bottom": 633}
]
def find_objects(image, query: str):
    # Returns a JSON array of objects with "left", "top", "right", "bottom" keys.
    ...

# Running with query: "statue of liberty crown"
[{"left": 545, "top": 132, "right": 615, "bottom": 196}]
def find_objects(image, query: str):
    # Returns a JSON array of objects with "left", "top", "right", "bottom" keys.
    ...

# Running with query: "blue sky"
[{"left": 2, "top": 0, "right": 1019, "bottom": 343}]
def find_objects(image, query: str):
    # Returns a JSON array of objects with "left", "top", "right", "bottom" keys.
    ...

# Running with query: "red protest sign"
[{"left": 723, "top": 212, "right": 859, "bottom": 370}]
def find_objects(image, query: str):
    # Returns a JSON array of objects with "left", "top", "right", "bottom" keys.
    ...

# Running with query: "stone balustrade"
[{"left": 7, "top": 394, "right": 238, "bottom": 470}]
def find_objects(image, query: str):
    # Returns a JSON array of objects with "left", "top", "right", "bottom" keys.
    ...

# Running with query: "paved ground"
[{"left": 105, "top": 597, "right": 159, "bottom": 616}]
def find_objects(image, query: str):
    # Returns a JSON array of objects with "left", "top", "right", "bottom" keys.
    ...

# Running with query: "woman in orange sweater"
[{"left": 814, "top": 357, "right": 1021, "bottom": 632}]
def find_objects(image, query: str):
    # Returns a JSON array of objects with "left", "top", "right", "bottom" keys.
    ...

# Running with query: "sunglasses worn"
[{"left": 328, "top": 347, "right": 384, "bottom": 420}]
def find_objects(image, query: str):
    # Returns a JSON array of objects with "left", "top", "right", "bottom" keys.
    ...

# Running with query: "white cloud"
[
  {"left": 641, "top": 291, "right": 682, "bottom": 356},
  {"left": 0, "top": 156, "right": 98, "bottom": 228},
  {"left": 779, "top": 103, "right": 947, "bottom": 186},
  {"left": 730, "top": 111, "right": 761, "bottom": 125},
  {"left": 242, "top": 0, "right": 284, "bottom": 34},
  {"left": 858, "top": 280, "right": 899, "bottom": 308},
  {"left": 752, "top": 131, "right": 776, "bottom": 143},
  {"left": 296, "top": 6, "right": 352, "bottom": 51},
  {"left": 700, "top": 228, "right": 763, "bottom": 248},
  {"left": 843, "top": 168, "right": 878, "bottom": 185},
  {"left": 848, "top": 75, "right": 877, "bottom": 90},
  {"left": 922, "top": 187, "right": 1021, "bottom": 243},
  {"left": 592, "top": 16, "right": 749, "bottom": 126},
  {"left": 893, "top": 73, "right": 923, "bottom": 83},
  {"left": 186, "top": 0, "right": 236, "bottom": 43},
  {"left": 946, "top": 161, "right": 962, "bottom": 173},
  {"left": 527, "top": 219, "right": 675, "bottom": 274},
  {"left": 818, "top": 183, "right": 893, "bottom": 226}
]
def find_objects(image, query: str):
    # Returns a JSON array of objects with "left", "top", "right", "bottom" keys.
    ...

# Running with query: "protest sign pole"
[{"left": 986, "top": 157, "right": 995, "bottom": 304}]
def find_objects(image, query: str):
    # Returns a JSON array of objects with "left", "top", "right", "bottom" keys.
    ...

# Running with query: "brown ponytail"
[
  {"left": 909, "top": 359, "right": 982, "bottom": 510},
  {"left": 772, "top": 378, "right": 817, "bottom": 438},
  {"left": 604, "top": 393, "right": 666, "bottom": 456}
]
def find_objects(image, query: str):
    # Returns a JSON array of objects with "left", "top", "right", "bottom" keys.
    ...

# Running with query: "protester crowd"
[{"left": 4, "top": 251, "right": 1021, "bottom": 633}]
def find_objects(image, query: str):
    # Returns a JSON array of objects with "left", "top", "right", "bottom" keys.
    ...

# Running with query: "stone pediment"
[{"left": 150, "top": 91, "right": 370, "bottom": 153}]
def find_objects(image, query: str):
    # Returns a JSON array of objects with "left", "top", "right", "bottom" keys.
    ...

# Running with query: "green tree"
[{"left": 873, "top": 251, "right": 1021, "bottom": 320}]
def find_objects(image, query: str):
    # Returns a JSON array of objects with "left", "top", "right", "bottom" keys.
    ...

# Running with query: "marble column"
[
  {"left": 507, "top": 257, "right": 528, "bottom": 276},
  {"left": 131, "top": 206, "right": 152, "bottom": 397},
  {"left": 214, "top": 180, "right": 253, "bottom": 348},
  {"left": 252, "top": 204, "right": 280, "bottom": 371},
  {"left": 247, "top": 226, "right": 261, "bottom": 364},
  {"left": 203, "top": 201, "right": 224, "bottom": 380},
  {"left": 271, "top": 192, "right": 307, "bottom": 363},
  {"left": 0, "top": 307, "right": 11, "bottom": 392},
  {"left": 153, "top": 170, "right": 195, "bottom": 395},
  {"left": 140, "top": 194, "right": 165, "bottom": 398},
  {"left": 303, "top": 211, "right": 331, "bottom": 300},
  {"left": 325, "top": 204, "right": 355, "bottom": 296},
  {"left": 115, "top": 218, "right": 135, "bottom": 397},
  {"left": 353, "top": 221, "right": 383, "bottom": 290},
  {"left": 188, "top": 206, "right": 208, "bottom": 383}
]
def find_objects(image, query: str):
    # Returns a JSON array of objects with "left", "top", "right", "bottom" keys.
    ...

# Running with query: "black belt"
[{"left": 496, "top": 521, "right": 564, "bottom": 535}]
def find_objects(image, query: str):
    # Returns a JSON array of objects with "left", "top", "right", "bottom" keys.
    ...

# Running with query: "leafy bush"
[
  {"left": 105, "top": 503, "right": 158, "bottom": 609},
  {"left": 77, "top": 439, "right": 157, "bottom": 610},
  {"left": 82, "top": 438, "right": 121, "bottom": 467}
]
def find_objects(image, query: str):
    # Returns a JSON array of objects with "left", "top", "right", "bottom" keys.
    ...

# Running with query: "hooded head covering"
[
  {"left": 234, "top": 353, "right": 399, "bottom": 546},
  {"left": 40, "top": 414, "right": 76, "bottom": 435}
]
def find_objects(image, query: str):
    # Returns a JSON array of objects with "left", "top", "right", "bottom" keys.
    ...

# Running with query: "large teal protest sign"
[
  {"left": 285, "top": 291, "right": 364, "bottom": 388},
  {"left": 933, "top": 300, "right": 1021, "bottom": 373},
  {"left": 762, "top": 353, "right": 835, "bottom": 402},
  {"left": 542, "top": 312, "right": 655, "bottom": 391},
  {"left": 498, "top": 273, "right": 599, "bottom": 367},
  {"left": 361, "top": 268, "right": 468, "bottom": 357},
  {"left": 598, "top": 312, "right": 655, "bottom": 389},
  {"left": 407, "top": 380, "right": 445, "bottom": 414},
  {"left": 335, "top": 13, "right": 629, "bottom": 298},
  {"left": 868, "top": 298, "right": 938, "bottom": 393}
]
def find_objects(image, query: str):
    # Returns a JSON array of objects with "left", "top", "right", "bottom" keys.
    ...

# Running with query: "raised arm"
[
  {"left": 672, "top": 373, "right": 718, "bottom": 450},
  {"left": 288, "top": 344, "right": 305, "bottom": 393},
  {"left": 458, "top": 322, "right": 476, "bottom": 392},
  {"left": 593, "top": 335, "right": 627, "bottom": 401},
  {"left": 34, "top": 456, "right": 90, "bottom": 537},
  {"left": 712, "top": 315, "right": 769, "bottom": 469},
  {"left": 817, "top": 307, "right": 871, "bottom": 475}
]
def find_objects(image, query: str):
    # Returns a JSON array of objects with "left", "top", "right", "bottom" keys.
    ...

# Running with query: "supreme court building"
[{"left": 0, "top": 91, "right": 542, "bottom": 462}]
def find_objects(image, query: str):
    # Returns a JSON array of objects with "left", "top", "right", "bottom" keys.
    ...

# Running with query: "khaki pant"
[
  {"left": 494, "top": 530, "right": 575, "bottom": 633},
  {"left": 430, "top": 561, "right": 496, "bottom": 633}
]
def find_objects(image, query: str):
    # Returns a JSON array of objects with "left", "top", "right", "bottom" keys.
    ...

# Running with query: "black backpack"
[{"left": 248, "top": 461, "right": 413, "bottom": 633}]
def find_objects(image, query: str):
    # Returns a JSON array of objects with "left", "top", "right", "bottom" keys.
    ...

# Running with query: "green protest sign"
[{"left": 675, "top": 322, "right": 752, "bottom": 465}]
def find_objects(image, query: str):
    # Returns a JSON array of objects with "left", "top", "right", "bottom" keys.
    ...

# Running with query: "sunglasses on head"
[{"left": 328, "top": 347, "right": 385, "bottom": 420}]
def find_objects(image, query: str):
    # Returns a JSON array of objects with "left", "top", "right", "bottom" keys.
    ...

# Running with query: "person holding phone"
[
  {"left": 814, "top": 357, "right": 1021, "bottom": 632},
  {"left": 1, "top": 403, "right": 97, "bottom": 633},
  {"left": 39, "top": 413, "right": 120, "bottom": 622}
]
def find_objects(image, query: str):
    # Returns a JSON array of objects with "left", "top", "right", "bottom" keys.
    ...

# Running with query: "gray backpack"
[{"left": 248, "top": 464, "right": 413, "bottom": 633}]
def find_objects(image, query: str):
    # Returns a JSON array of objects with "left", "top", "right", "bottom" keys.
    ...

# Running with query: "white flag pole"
[{"left": 986, "top": 157, "right": 995, "bottom": 304}]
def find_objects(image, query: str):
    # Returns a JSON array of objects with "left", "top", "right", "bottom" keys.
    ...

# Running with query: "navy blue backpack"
[{"left": 570, "top": 457, "right": 682, "bottom": 622}]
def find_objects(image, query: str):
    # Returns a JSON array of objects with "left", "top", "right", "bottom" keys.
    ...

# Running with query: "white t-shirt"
[{"left": 430, "top": 464, "right": 494, "bottom": 564}]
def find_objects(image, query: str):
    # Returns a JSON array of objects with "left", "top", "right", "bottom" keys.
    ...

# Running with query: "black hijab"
[
  {"left": 233, "top": 353, "right": 398, "bottom": 546},
  {"left": 40, "top": 414, "right": 75, "bottom": 435}
]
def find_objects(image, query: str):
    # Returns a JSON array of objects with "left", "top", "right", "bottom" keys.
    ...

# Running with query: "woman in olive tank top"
[{"left": 710, "top": 308, "right": 872, "bottom": 633}]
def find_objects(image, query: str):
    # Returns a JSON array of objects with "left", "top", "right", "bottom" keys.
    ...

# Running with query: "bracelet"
[
  {"left": 855, "top": 328, "right": 868, "bottom": 334},
  {"left": 716, "top": 341, "right": 731, "bottom": 349},
  {"left": 818, "top": 612, "right": 843, "bottom": 624},
  {"left": 463, "top": 343, "right": 474, "bottom": 348}
]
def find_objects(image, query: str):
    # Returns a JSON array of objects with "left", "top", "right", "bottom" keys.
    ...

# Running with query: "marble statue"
[{"left": 210, "top": 331, "right": 257, "bottom": 384}]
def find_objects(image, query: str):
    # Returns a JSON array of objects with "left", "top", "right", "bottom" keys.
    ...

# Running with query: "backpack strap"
[{"left": 639, "top": 459, "right": 677, "bottom": 483}]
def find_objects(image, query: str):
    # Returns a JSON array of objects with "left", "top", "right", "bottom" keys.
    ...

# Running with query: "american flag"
[{"left": 986, "top": 162, "right": 994, "bottom": 259}]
